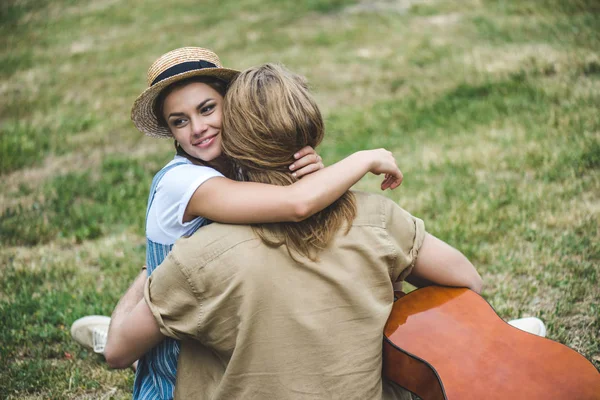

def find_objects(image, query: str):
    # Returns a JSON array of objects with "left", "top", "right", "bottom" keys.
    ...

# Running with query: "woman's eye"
[
  {"left": 172, "top": 118, "right": 186, "bottom": 127},
  {"left": 201, "top": 104, "right": 215, "bottom": 114}
]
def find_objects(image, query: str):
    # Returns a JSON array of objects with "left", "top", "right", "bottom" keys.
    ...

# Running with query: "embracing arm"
[
  {"left": 186, "top": 149, "right": 403, "bottom": 224},
  {"left": 104, "top": 271, "right": 164, "bottom": 369},
  {"left": 405, "top": 234, "right": 483, "bottom": 293}
]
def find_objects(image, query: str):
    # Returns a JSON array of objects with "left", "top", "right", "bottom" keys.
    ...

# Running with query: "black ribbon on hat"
[{"left": 151, "top": 60, "right": 218, "bottom": 86}]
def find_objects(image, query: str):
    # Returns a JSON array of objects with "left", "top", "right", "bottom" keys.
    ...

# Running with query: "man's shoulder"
[
  {"left": 351, "top": 190, "right": 398, "bottom": 228},
  {"left": 171, "top": 223, "right": 258, "bottom": 267}
]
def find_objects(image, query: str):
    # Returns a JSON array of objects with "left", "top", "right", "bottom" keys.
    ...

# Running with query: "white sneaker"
[
  {"left": 71, "top": 315, "right": 111, "bottom": 354},
  {"left": 508, "top": 317, "right": 547, "bottom": 337}
]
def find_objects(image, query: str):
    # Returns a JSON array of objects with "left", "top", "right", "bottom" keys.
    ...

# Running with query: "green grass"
[
  {"left": 1, "top": 0, "right": 599, "bottom": 397},
  {"left": 0, "top": 236, "right": 143, "bottom": 398},
  {"left": 1, "top": 155, "right": 165, "bottom": 246},
  {"left": 0, "top": 114, "right": 99, "bottom": 173}
]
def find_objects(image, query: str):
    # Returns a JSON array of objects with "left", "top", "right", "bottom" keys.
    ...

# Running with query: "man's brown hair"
[{"left": 222, "top": 63, "right": 356, "bottom": 260}]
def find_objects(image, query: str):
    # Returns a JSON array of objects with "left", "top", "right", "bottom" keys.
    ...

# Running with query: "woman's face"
[{"left": 162, "top": 82, "right": 224, "bottom": 162}]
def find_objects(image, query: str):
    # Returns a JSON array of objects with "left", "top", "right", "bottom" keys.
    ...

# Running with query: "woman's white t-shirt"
[{"left": 146, "top": 155, "right": 223, "bottom": 245}]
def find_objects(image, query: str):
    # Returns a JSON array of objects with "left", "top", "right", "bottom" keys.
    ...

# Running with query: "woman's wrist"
[{"left": 356, "top": 150, "right": 377, "bottom": 173}]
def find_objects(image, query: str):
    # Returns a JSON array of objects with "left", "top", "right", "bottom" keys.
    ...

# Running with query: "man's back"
[{"left": 145, "top": 191, "right": 425, "bottom": 400}]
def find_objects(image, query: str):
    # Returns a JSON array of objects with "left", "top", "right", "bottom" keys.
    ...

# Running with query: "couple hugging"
[{"left": 71, "top": 47, "right": 544, "bottom": 399}]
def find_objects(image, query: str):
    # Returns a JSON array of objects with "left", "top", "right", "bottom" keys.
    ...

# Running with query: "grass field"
[{"left": 1, "top": 0, "right": 599, "bottom": 398}]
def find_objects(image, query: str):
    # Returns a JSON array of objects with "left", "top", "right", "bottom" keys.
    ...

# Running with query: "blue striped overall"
[{"left": 133, "top": 162, "right": 208, "bottom": 400}]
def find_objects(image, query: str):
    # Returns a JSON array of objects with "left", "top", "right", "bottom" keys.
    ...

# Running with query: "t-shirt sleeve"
[
  {"left": 144, "top": 252, "right": 201, "bottom": 341},
  {"left": 382, "top": 197, "right": 426, "bottom": 282},
  {"left": 147, "top": 164, "right": 224, "bottom": 243}
]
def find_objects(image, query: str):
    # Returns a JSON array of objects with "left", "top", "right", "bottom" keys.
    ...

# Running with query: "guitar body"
[{"left": 383, "top": 286, "right": 600, "bottom": 400}]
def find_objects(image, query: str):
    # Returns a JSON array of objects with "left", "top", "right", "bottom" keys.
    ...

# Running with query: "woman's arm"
[
  {"left": 405, "top": 234, "right": 483, "bottom": 293},
  {"left": 185, "top": 148, "right": 403, "bottom": 224}
]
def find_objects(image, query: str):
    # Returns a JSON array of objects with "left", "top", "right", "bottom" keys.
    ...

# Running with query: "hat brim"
[{"left": 131, "top": 67, "right": 240, "bottom": 138}]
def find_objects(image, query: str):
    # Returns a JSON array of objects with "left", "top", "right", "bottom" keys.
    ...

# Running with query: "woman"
[{"left": 72, "top": 47, "right": 405, "bottom": 400}]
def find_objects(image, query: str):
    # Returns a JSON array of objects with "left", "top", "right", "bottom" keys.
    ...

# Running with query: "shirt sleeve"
[
  {"left": 147, "top": 164, "right": 224, "bottom": 244},
  {"left": 382, "top": 197, "right": 426, "bottom": 282},
  {"left": 144, "top": 252, "right": 201, "bottom": 341}
]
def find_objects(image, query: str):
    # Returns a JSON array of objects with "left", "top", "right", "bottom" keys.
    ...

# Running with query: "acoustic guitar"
[{"left": 382, "top": 286, "right": 600, "bottom": 399}]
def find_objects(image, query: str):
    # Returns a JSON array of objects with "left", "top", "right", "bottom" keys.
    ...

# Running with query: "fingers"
[
  {"left": 390, "top": 176, "right": 403, "bottom": 189},
  {"left": 391, "top": 170, "right": 403, "bottom": 188},
  {"left": 381, "top": 171, "right": 403, "bottom": 190},
  {"left": 289, "top": 153, "right": 322, "bottom": 172},
  {"left": 293, "top": 160, "right": 325, "bottom": 179},
  {"left": 293, "top": 146, "right": 316, "bottom": 160},
  {"left": 381, "top": 175, "right": 393, "bottom": 190},
  {"left": 381, "top": 177, "right": 398, "bottom": 190}
]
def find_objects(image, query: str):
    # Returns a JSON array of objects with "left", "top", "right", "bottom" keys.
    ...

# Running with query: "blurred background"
[{"left": 1, "top": 0, "right": 599, "bottom": 397}]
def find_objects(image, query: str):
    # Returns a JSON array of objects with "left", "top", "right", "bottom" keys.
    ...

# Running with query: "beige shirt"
[{"left": 145, "top": 191, "right": 425, "bottom": 400}]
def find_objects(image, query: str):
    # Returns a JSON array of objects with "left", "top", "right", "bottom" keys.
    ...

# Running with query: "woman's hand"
[
  {"left": 289, "top": 146, "right": 324, "bottom": 178},
  {"left": 289, "top": 147, "right": 402, "bottom": 189},
  {"left": 362, "top": 149, "right": 403, "bottom": 190}
]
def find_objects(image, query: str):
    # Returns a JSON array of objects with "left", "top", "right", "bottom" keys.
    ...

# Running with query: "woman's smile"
[{"left": 193, "top": 134, "right": 218, "bottom": 148}]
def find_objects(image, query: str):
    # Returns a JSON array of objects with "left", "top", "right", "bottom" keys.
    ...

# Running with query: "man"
[{"left": 104, "top": 64, "right": 498, "bottom": 399}]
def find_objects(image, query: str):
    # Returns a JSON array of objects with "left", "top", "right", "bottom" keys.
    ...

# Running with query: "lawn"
[{"left": 1, "top": 0, "right": 599, "bottom": 398}]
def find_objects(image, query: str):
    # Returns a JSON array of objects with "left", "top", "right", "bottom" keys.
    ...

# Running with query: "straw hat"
[{"left": 131, "top": 47, "right": 239, "bottom": 138}]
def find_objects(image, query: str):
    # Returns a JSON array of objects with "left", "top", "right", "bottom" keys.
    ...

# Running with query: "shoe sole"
[
  {"left": 508, "top": 317, "right": 547, "bottom": 338},
  {"left": 70, "top": 315, "right": 111, "bottom": 349}
]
